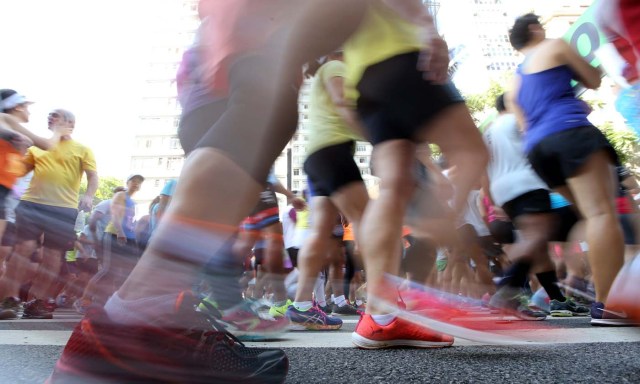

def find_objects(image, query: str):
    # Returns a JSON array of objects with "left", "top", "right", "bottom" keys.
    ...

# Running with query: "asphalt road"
[{"left": 0, "top": 312, "right": 638, "bottom": 384}]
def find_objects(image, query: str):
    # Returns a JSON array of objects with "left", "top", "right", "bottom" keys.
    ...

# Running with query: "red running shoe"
[
  {"left": 46, "top": 292, "right": 288, "bottom": 384},
  {"left": 352, "top": 313, "right": 454, "bottom": 349}
]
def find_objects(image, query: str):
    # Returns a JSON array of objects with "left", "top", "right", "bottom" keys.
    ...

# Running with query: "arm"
[
  {"left": 0, "top": 113, "right": 69, "bottom": 150},
  {"left": 110, "top": 192, "right": 127, "bottom": 243},
  {"left": 88, "top": 210, "right": 103, "bottom": 241},
  {"left": 156, "top": 195, "right": 171, "bottom": 223},
  {"left": 325, "top": 76, "right": 369, "bottom": 140},
  {"left": 382, "top": 0, "right": 449, "bottom": 83},
  {"left": 272, "top": 180, "right": 306, "bottom": 209},
  {"left": 80, "top": 170, "right": 99, "bottom": 211},
  {"left": 556, "top": 39, "right": 602, "bottom": 89}
]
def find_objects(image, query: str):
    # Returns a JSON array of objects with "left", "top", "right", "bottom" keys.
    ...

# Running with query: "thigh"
[
  {"left": 566, "top": 150, "right": 618, "bottom": 219},
  {"left": 41, "top": 206, "right": 78, "bottom": 252}
]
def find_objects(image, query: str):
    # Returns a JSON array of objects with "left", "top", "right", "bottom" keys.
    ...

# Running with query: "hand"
[
  {"left": 79, "top": 195, "right": 93, "bottom": 211},
  {"left": 290, "top": 197, "right": 306, "bottom": 210},
  {"left": 418, "top": 36, "right": 450, "bottom": 84},
  {"left": 53, "top": 125, "right": 74, "bottom": 138}
]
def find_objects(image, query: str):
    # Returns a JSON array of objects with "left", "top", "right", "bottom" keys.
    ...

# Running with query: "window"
[
  {"left": 154, "top": 179, "right": 160, "bottom": 187},
  {"left": 356, "top": 144, "right": 366, "bottom": 152},
  {"left": 359, "top": 157, "right": 366, "bottom": 164},
  {"left": 166, "top": 157, "right": 183, "bottom": 171},
  {"left": 169, "top": 137, "right": 180, "bottom": 150},
  {"left": 145, "top": 139, "right": 153, "bottom": 148},
  {"left": 293, "top": 181, "right": 300, "bottom": 189},
  {"left": 293, "top": 168, "right": 300, "bottom": 176},
  {"left": 158, "top": 157, "right": 164, "bottom": 166}
]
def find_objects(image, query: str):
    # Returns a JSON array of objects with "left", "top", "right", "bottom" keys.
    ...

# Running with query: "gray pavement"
[{"left": 0, "top": 310, "right": 639, "bottom": 384}]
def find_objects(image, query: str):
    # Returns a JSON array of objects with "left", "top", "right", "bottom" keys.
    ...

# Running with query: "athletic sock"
[
  {"left": 293, "top": 301, "right": 313, "bottom": 311},
  {"left": 334, "top": 295, "right": 347, "bottom": 307},
  {"left": 536, "top": 270, "right": 565, "bottom": 302},
  {"left": 104, "top": 292, "right": 180, "bottom": 326},
  {"left": 371, "top": 313, "right": 396, "bottom": 326}
]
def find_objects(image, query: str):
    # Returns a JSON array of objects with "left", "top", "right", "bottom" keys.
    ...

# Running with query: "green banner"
[{"left": 560, "top": 1, "right": 607, "bottom": 90}]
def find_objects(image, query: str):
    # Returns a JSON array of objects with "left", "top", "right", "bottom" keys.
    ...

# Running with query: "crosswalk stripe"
[{"left": 1, "top": 327, "right": 639, "bottom": 347}]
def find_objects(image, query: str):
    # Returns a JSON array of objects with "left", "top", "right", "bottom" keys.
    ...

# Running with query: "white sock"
[
  {"left": 293, "top": 301, "right": 313, "bottom": 311},
  {"left": 371, "top": 313, "right": 397, "bottom": 326},
  {"left": 104, "top": 292, "right": 180, "bottom": 326},
  {"left": 334, "top": 295, "right": 347, "bottom": 307},
  {"left": 313, "top": 274, "right": 326, "bottom": 306}
]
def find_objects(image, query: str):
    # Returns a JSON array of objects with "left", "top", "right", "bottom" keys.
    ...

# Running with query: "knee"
[{"left": 379, "top": 173, "right": 415, "bottom": 202}]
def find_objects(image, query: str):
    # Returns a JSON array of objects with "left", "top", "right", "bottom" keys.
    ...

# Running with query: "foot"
[
  {"left": 219, "top": 300, "right": 290, "bottom": 341},
  {"left": 286, "top": 305, "right": 342, "bottom": 331},
  {"left": 550, "top": 298, "right": 589, "bottom": 317},
  {"left": 489, "top": 287, "right": 547, "bottom": 321},
  {"left": 22, "top": 299, "right": 54, "bottom": 319},
  {"left": 47, "top": 293, "right": 289, "bottom": 383},
  {"left": 352, "top": 314, "right": 454, "bottom": 349},
  {"left": 590, "top": 302, "right": 639, "bottom": 326},
  {"left": 331, "top": 302, "right": 360, "bottom": 316},
  {"left": 0, "top": 297, "right": 22, "bottom": 320},
  {"left": 268, "top": 299, "right": 292, "bottom": 318}
]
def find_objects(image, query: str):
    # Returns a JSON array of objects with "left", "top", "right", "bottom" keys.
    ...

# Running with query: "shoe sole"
[
  {"left": 351, "top": 332, "right": 453, "bottom": 349},
  {"left": 550, "top": 310, "right": 573, "bottom": 317},
  {"left": 590, "top": 318, "right": 639, "bottom": 326}
]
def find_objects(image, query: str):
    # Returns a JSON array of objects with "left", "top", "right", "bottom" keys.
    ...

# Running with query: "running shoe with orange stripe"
[
  {"left": 351, "top": 314, "right": 454, "bottom": 349},
  {"left": 46, "top": 293, "right": 288, "bottom": 384}
]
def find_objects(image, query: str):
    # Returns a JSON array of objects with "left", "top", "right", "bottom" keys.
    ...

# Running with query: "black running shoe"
[
  {"left": 22, "top": 299, "right": 53, "bottom": 319},
  {"left": 0, "top": 297, "right": 21, "bottom": 320},
  {"left": 47, "top": 292, "right": 289, "bottom": 383}
]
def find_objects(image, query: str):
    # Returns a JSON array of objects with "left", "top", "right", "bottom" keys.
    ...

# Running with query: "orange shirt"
[{"left": 0, "top": 140, "right": 25, "bottom": 189}]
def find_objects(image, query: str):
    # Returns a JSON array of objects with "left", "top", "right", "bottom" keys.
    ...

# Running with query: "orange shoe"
[{"left": 351, "top": 314, "right": 454, "bottom": 349}]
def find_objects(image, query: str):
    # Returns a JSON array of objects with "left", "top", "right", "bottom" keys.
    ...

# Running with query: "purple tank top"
[{"left": 517, "top": 65, "right": 592, "bottom": 152}]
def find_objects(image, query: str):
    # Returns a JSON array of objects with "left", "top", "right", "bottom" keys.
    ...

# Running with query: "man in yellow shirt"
[{"left": 0, "top": 109, "right": 98, "bottom": 320}]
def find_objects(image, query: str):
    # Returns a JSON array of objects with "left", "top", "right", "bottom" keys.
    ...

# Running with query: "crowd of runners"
[{"left": 0, "top": 0, "right": 638, "bottom": 383}]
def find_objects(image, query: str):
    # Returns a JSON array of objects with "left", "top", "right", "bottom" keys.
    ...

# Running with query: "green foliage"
[
  {"left": 79, "top": 176, "right": 124, "bottom": 207},
  {"left": 600, "top": 122, "right": 640, "bottom": 168},
  {"left": 463, "top": 80, "right": 506, "bottom": 123}
]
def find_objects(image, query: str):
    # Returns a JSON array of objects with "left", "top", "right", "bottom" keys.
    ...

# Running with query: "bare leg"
[
  {"left": 564, "top": 151, "right": 623, "bottom": 303},
  {"left": 28, "top": 248, "right": 63, "bottom": 300}
]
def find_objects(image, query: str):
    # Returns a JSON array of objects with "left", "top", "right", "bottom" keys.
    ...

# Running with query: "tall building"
[
  {"left": 129, "top": 1, "right": 377, "bottom": 204},
  {"left": 130, "top": 0, "right": 199, "bottom": 205}
]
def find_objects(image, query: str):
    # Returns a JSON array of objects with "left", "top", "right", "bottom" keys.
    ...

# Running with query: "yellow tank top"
[
  {"left": 295, "top": 208, "right": 311, "bottom": 230},
  {"left": 343, "top": 1, "right": 423, "bottom": 101}
]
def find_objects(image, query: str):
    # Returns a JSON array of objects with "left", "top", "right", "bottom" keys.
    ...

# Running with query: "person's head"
[
  {"left": 509, "top": 13, "right": 545, "bottom": 51},
  {"left": 112, "top": 186, "right": 126, "bottom": 196},
  {"left": 126, "top": 174, "right": 144, "bottom": 194},
  {"left": 47, "top": 108, "right": 75, "bottom": 131},
  {"left": 0, "top": 89, "right": 33, "bottom": 123}
]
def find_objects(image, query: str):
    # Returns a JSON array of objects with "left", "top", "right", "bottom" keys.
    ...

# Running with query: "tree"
[
  {"left": 600, "top": 122, "right": 640, "bottom": 172},
  {"left": 462, "top": 80, "right": 506, "bottom": 125},
  {"left": 79, "top": 176, "right": 124, "bottom": 207}
]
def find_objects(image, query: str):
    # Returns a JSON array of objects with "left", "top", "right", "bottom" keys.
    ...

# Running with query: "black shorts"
[
  {"left": 527, "top": 125, "right": 619, "bottom": 189},
  {"left": 243, "top": 185, "right": 280, "bottom": 232},
  {"left": 502, "top": 189, "right": 552, "bottom": 220},
  {"left": 15, "top": 201, "right": 77, "bottom": 251},
  {"left": 356, "top": 51, "right": 465, "bottom": 145},
  {"left": 304, "top": 141, "right": 363, "bottom": 197},
  {"left": 0, "top": 185, "right": 9, "bottom": 220},
  {"left": 488, "top": 220, "right": 515, "bottom": 244},
  {"left": 550, "top": 206, "right": 579, "bottom": 242},
  {"left": 1, "top": 221, "right": 16, "bottom": 247},
  {"left": 178, "top": 54, "right": 298, "bottom": 184}
]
